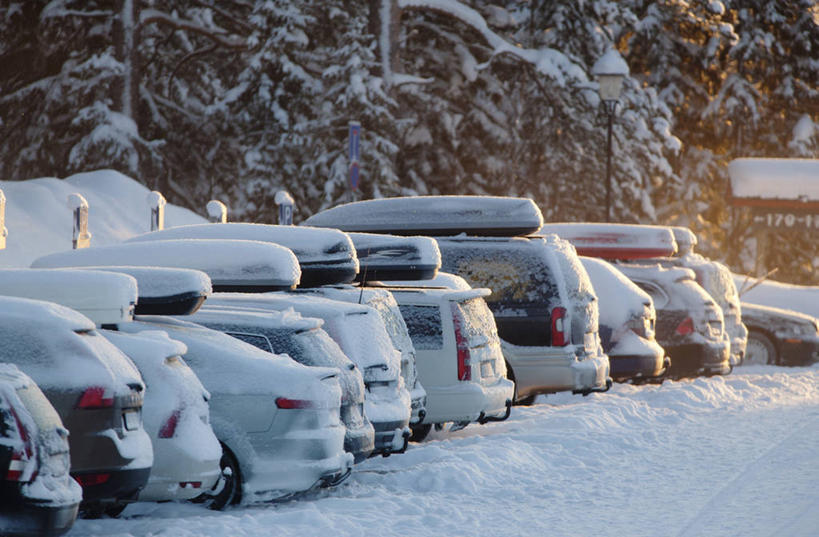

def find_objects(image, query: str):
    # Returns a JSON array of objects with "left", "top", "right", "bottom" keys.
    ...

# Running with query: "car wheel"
[
  {"left": 79, "top": 502, "right": 126, "bottom": 519},
  {"left": 409, "top": 423, "right": 432, "bottom": 442},
  {"left": 201, "top": 443, "right": 242, "bottom": 510},
  {"left": 745, "top": 331, "right": 777, "bottom": 365}
]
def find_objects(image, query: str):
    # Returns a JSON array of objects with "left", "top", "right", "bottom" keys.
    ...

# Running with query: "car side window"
[
  {"left": 398, "top": 304, "right": 443, "bottom": 350},
  {"left": 635, "top": 281, "right": 669, "bottom": 309}
]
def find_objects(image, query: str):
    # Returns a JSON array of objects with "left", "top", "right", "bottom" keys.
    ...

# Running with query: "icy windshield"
[
  {"left": 368, "top": 298, "right": 414, "bottom": 355},
  {"left": 453, "top": 298, "right": 498, "bottom": 346}
]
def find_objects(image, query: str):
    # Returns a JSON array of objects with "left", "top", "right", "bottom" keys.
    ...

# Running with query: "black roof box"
[{"left": 348, "top": 232, "right": 441, "bottom": 282}]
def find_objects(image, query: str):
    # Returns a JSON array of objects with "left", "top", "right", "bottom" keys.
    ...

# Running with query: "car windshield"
[
  {"left": 452, "top": 298, "right": 498, "bottom": 347},
  {"left": 367, "top": 298, "right": 414, "bottom": 355}
]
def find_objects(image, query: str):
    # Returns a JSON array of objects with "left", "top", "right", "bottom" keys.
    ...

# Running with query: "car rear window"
[
  {"left": 452, "top": 298, "right": 498, "bottom": 345},
  {"left": 15, "top": 384, "right": 62, "bottom": 432},
  {"left": 398, "top": 304, "right": 444, "bottom": 350},
  {"left": 438, "top": 238, "right": 559, "bottom": 308}
]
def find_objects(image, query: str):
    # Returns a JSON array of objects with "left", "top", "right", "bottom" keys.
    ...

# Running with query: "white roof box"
[
  {"left": 670, "top": 227, "right": 697, "bottom": 256},
  {"left": 0, "top": 268, "right": 137, "bottom": 325},
  {"left": 303, "top": 196, "right": 544, "bottom": 237},
  {"left": 536, "top": 223, "right": 677, "bottom": 260},
  {"left": 127, "top": 223, "right": 358, "bottom": 287},
  {"left": 348, "top": 232, "right": 441, "bottom": 281},
  {"left": 78, "top": 266, "right": 211, "bottom": 315},
  {"left": 31, "top": 239, "right": 300, "bottom": 292}
]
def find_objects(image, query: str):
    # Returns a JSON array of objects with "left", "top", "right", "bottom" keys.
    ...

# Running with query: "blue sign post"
[{"left": 348, "top": 121, "right": 361, "bottom": 191}]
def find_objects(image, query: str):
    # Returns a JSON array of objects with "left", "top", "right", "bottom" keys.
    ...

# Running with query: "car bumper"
[
  {"left": 410, "top": 385, "right": 427, "bottom": 425},
  {"left": 137, "top": 438, "right": 222, "bottom": 502},
  {"left": 666, "top": 340, "right": 731, "bottom": 377},
  {"left": 344, "top": 421, "right": 375, "bottom": 464},
  {"left": 779, "top": 335, "right": 819, "bottom": 366},
  {"left": 609, "top": 340, "right": 668, "bottom": 382},
  {"left": 0, "top": 499, "right": 79, "bottom": 537},
  {"left": 73, "top": 466, "right": 152, "bottom": 503},
  {"left": 423, "top": 376, "right": 514, "bottom": 424},
  {"left": 501, "top": 341, "right": 611, "bottom": 396},
  {"left": 371, "top": 419, "right": 411, "bottom": 457}
]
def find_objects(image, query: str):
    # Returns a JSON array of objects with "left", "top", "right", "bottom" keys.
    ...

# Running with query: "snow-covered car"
[
  {"left": 101, "top": 330, "right": 222, "bottom": 502},
  {"left": 0, "top": 296, "right": 153, "bottom": 515},
  {"left": 182, "top": 307, "right": 375, "bottom": 463},
  {"left": 580, "top": 257, "right": 669, "bottom": 382},
  {"left": 382, "top": 285, "right": 515, "bottom": 440},
  {"left": 118, "top": 316, "right": 352, "bottom": 509},
  {"left": 32, "top": 238, "right": 301, "bottom": 292},
  {"left": 739, "top": 303, "right": 819, "bottom": 366},
  {"left": 290, "top": 285, "right": 427, "bottom": 426},
  {"left": 614, "top": 264, "right": 731, "bottom": 378},
  {"left": 305, "top": 196, "right": 611, "bottom": 401},
  {"left": 204, "top": 293, "right": 413, "bottom": 457},
  {"left": 0, "top": 364, "right": 81, "bottom": 537},
  {"left": 733, "top": 275, "right": 819, "bottom": 319},
  {"left": 125, "top": 223, "right": 358, "bottom": 287}
]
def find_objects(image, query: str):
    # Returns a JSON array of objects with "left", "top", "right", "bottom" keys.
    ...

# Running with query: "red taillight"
[
  {"left": 676, "top": 317, "right": 695, "bottom": 336},
  {"left": 76, "top": 386, "right": 114, "bottom": 409},
  {"left": 5, "top": 452, "right": 28, "bottom": 482},
  {"left": 451, "top": 303, "right": 471, "bottom": 381},
  {"left": 276, "top": 397, "right": 317, "bottom": 409},
  {"left": 74, "top": 473, "right": 111, "bottom": 487},
  {"left": 5, "top": 406, "right": 34, "bottom": 482},
  {"left": 158, "top": 410, "right": 181, "bottom": 439},
  {"left": 551, "top": 307, "right": 568, "bottom": 347},
  {"left": 179, "top": 481, "right": 202, "bottom": 489}
]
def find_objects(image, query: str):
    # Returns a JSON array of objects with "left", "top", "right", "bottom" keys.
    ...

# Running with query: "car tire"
[
  {"left": 745, "top": 331, "right": 777, "bottom": 365},
  {"left": 202, "top": 443, "right": 242, "bottom": 511},
  {"left": 409, "top": 423, "right": 432, "bottom": 442}
]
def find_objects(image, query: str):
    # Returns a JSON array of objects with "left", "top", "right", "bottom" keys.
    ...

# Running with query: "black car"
[
  {"left": 741, "top": 303, "right": 819, "bottom": 366},
  {"left": 1, "top": 364, "right": 81, "bottom": 537}
]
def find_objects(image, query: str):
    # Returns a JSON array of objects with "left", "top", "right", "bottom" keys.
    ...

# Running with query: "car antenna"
[
  {"left": 358, "top": 247, "right": 370, "bottom": 304},
  {"left": 738, "top": 267, "right": 779, "bottom": 297}
]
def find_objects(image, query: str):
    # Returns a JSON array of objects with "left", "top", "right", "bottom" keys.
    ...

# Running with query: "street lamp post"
[{"left": 592, "top": 49, "right": 629, "bottom": 223}]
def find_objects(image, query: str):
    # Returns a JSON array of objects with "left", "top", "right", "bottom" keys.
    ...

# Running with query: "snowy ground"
[{"left": 71, "top": 365, "right": 819, "bottom": 537}]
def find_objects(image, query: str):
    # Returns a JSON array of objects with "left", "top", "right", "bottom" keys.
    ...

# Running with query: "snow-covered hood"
[
  {"left": 741, "top": 302, "right": 818, "bottom": 337},
  {"left": 126, "top": 223, "right": 358, "bottom": 287},
  {"left": 303, "top": 195, "right": 543, "bottom": 237},
  {"left": 31, "top": 239, "right": 301, "bottom": 291},
  {"left": 0, "top": 268, "right": 137, "bottom": 325}
]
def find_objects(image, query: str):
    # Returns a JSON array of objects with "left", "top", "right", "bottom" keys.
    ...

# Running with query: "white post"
[
  {"left": 147, "top": 191, "right": 166, "bottom": 231},
  {"left": 67, "top": 193, "right": 92, "bottom": 249},
  {"left": 274, "top": 191, "right": 295, "bottom": 225},
  {"left": 0, "top": 189, "right": 7, "bottom": 250},
  {"left": 206, "top": 200, "right": 228, "bottom": 223}
]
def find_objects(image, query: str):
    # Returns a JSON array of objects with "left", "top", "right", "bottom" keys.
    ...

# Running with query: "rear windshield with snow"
[
  {"left": 368, "top": 298, "right": 414, "bottom": 354},
  {"left": 438, "top": 238, "right": 559, "bottom": 308},
  {"left": 398, "top": 305, "right": 443, "bottom": 350},
  {"left": 16, "top": 384, "right": 62, "bottom": 432},
  {"left": 453, "top": 298, "right": 499, "bottom": 345}
]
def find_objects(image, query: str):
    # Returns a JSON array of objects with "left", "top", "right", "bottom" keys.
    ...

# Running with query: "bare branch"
[{"left": 138, "top": 8, "right": 247, "bottom": 50}]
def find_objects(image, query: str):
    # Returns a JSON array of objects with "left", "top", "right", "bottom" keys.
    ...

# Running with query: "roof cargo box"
[
  {"left": 126, "top": 223, "right": 358, "bottom": 287},
  {"left": 79, "top": 266, "right": 211, "bottom": 315},
  {"left": 348, "top": 232, "right": 441, "bottom": 282},
  {"left": 0, "top": 268, "right": 137, "bottom": 325},
  {"left": 31, "top": 239, "right": 300, "bottom": 292},
  {"left": 303, "top": 196, "right": 544, "bottom": 237},
  {"left": 536, "top": 223, "right": 678, "bottom": 260}
]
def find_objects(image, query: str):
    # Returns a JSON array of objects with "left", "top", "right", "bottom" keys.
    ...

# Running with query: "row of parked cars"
[{"left": 2, "top": 195, "right": 817, "bottom": 536}]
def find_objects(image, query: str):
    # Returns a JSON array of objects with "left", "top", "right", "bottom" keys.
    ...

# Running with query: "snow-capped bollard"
[
  {"left": 206, "top": 200, "right": 228, "bottom": 223},
  {"left": 148, "top": 191, "right": 166, "bottom": 231},
  {"left": 275, "top": 191, "right": 294, "bottom": 225},
  {"left": 0, "top": 189, "right": 6, "bottom": 250},
  {"left": 67, "top": 193, "right": 91, "bottom": 249}
]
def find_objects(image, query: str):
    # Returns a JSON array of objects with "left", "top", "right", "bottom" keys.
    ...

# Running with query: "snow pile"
[
  {"left": 71, "top": 366, "right": 819, "bottom": 537},
  {"left": 0, "top": 170, "right": 206, "bottom": 268}
]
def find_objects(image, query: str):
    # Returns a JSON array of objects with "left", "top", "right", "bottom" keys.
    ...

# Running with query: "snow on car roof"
[
  {"left": 303, "top": 196, "right": 544, "bottom": 237},
  {"left": 728, "top": 158, "right": 819, "bottom": 202},
  {"left": 103, "top": 329, "right": 188, "bottom": 363},
  {"left": 0, "top": 363, "right": 34, "bottom": 390},
  {"left": 121, "top": 316, "right": 334, "bottom": 399},
  {"left": 376, "top": 271, "right": 474, "bottom": 292},
  {"left": 739, "top": 302, "right": 818, "bottom": 324},
  {"left": 580, "top": 257, "right": 651, "bottom": 327},
  {"left": 0, "top": 295, "right": 95, "bottom": 332},
  {"left": 0, "top": 169, "right": 206, "bottom": 268},
  {"left": 31, "top": 239, "right": 301, "bottom": 291},
  {"left": 348, "top": 232, "right": 441, "bottom": 281},
  {"left": 615, "top": 263, "right": 696, "bottom": 285},
  {"left": 126, "top": 223, "right": 358, "bottom": 287},
  {"left": 536, "top": 223, "right": 678, "bottom": 259},
  {"left": 670, "top": 227, "right": 697, "bottom": 255},
  {"left": 0, "top": 268, "right": 137, "bottom": 325},
  {"left": 190, "top": 305, "right": 324, "bottom": 333}
]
